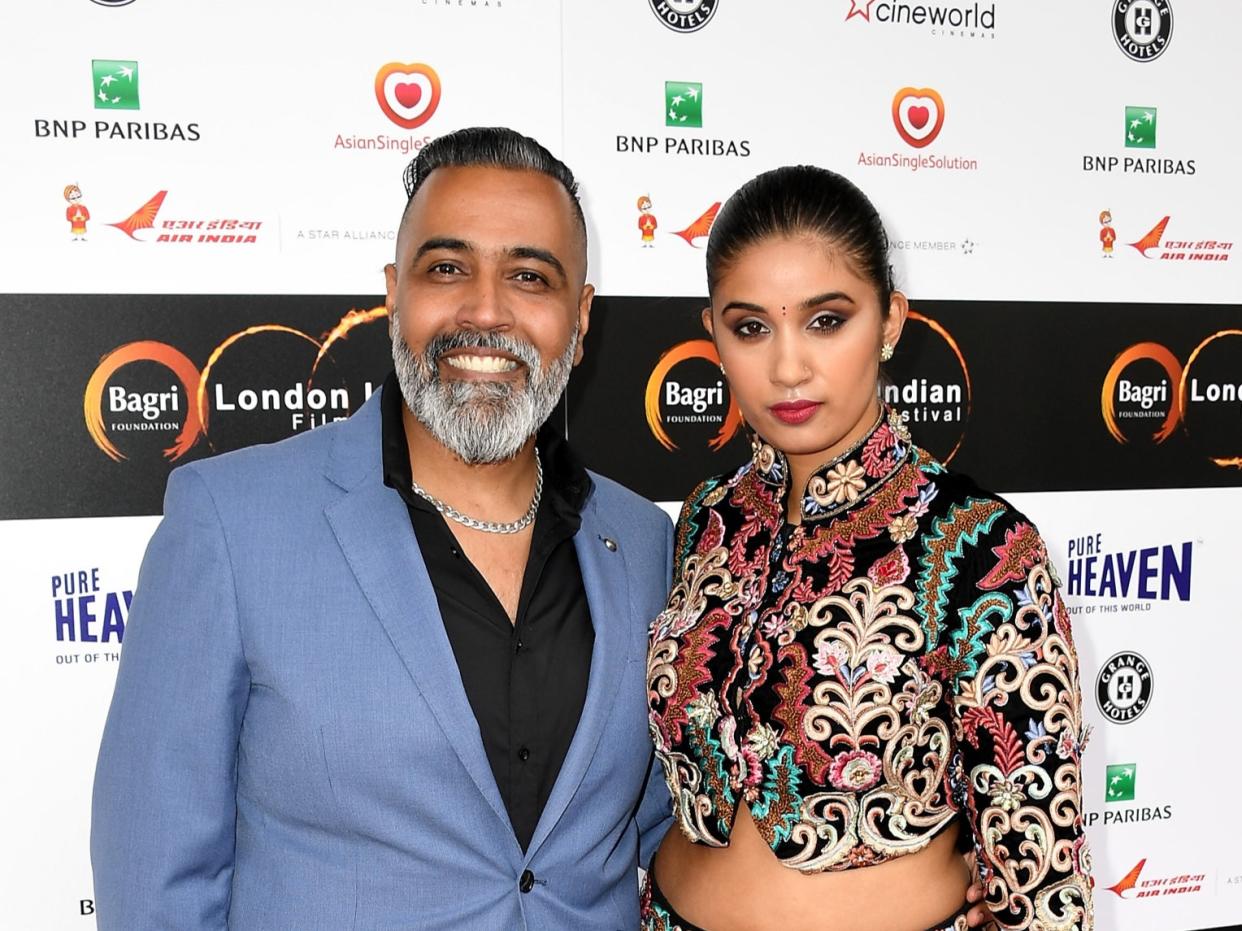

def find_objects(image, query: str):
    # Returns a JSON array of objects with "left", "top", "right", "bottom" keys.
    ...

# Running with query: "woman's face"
[{"left": 705, "top": 234, "right": 906, "bottom": 465}]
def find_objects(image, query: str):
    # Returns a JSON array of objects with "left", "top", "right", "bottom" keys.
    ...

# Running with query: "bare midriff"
[{"left": 652, "top": 803, "right": 970, "bottom": 931}]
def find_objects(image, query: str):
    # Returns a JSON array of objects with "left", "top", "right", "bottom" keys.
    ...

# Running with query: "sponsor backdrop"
[{"left": 1, "top": 1, "right": 1240, "bottom": 928}]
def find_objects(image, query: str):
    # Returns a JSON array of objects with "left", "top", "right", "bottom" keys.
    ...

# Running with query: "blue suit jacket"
[{"left": 91, "top": 392, "right": 675, "bottom": 930}]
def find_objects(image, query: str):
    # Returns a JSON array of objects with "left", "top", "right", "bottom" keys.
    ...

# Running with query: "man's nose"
[{"left": 455, "top": 273, "right": 514, "bottom": 332}]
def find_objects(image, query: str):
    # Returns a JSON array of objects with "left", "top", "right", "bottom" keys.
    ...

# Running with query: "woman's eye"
[
  {"left": 735, "top": 320, "right": 768, "bottom": 338},
  {"left": 810, "top": 314, "right": 845, "bottom": 332}
]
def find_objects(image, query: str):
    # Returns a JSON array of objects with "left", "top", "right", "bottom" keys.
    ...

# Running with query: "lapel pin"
[{"left": 601, "top": 536, "right": 617, "bottom": 551}]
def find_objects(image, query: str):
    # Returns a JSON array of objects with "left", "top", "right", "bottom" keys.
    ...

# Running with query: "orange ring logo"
[
  {"left": 375, "top": 62, "right": 442, "bottom": 129},
  {"left": 902, "top": 310, "right": 972, "bottom": 464},
  {"left": 644, "top": 339, "right": 742, "bottom": 452},
  {"left": 196, "top": 324, "right": 323, "bottom": 451},
  {"left": 83, "top": 341, "right": 203, "bottom": 462},
  {"left": 1179, "top": 329, "right": 1242, "bottom": 468},
  {"left": 1101, "top": 342, "right": 1182, "bottom": 444}
]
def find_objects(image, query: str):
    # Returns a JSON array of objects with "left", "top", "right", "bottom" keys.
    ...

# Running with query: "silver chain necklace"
[{"left": 410, "top": 454, "right": 543, "bottom": 535}]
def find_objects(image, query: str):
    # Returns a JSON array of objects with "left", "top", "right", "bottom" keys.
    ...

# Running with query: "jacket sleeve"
[
  {"left": 91, "top": 465, "right": 250, "bottom": 930},
  {"left": 636, "top": 511, "right": 676, "bottom": 869},
  {"left": 942, "top": 506, "right": 1094, "bottom": 930}
]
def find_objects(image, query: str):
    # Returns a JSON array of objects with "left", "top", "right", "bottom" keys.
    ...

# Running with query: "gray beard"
[{"left": 390, "top": 310, "right": 578, "bottom": 465}]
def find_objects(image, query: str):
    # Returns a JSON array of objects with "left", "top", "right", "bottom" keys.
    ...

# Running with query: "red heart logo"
[
  {"left": 891, "top": 87, "right": 945, "bottom": 149},
  {"left": 374, "top": 62, "right": 443, "bottom": 129},
  {"left": 394, "top": 82, "right": 422, "bottom": 109}
]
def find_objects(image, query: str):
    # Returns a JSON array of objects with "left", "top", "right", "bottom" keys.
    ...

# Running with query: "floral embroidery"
[
  {"left": 888, "top": 513, "right": 918, "bottom": 544},
  {"left": 829, "top": 749, "right": 883, "bottom": 791},
  {"left": 648, "top": 406, "right": 1094, "bottom": 930},
  {"left": 812, "top": 459, "right": 867, "bottom": 506},
  {"left": 865, "top": 646, "right": 902, "bottom": 684},
  {"left": 813, "top": 639, "right": 849, "bottom": 677}
]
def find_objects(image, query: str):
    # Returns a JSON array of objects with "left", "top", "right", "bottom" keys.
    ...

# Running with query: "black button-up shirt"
[{"left": 380, "top": 373, "right": 594, "bottom": 851}]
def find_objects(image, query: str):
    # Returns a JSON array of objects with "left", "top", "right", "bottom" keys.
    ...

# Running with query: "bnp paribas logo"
[
  {"left": 1106, "top": 763, "right": 1136, "bottom": 803},
  {"left": 1125, "top": 106, "right": 1156, "bottom": 149},
  {"left": 665, "top": 81, "right": 703, "bottom": 128},
  {"left": 92, "top": 60, "right": 139, "bottom": 110}
]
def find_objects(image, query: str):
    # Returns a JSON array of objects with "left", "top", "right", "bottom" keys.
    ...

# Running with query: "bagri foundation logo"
[
  {"left": 665, "top": 81, "right": 703, "bottom": 128},
  {"left": 92, "top": 60, "right": 138, "bottom": 110},
  {"left": 1125, "top": 106, "right": 1156, "bottom": 148},
  {"left": 1106, "top": 763, "right": 1136, "bottom": 802}
]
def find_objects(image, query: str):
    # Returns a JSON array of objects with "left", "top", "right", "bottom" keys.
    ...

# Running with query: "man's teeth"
[{"left": 444, "top": 355, "right": 519, "bottom": 374}]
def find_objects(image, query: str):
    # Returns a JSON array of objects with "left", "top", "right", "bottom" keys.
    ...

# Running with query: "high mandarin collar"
[{"left": 750, "top": 405, "right": 914, "bottom": 522}]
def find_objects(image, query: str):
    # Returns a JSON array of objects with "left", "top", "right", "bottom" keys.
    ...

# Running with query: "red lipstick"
[{"left": 769, "top": 400, "right": 822, "bottom": 425}]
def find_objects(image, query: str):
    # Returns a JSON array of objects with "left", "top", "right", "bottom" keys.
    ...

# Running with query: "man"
[{"left": 91, "top": 127, "right": 676, "bottom": 930}]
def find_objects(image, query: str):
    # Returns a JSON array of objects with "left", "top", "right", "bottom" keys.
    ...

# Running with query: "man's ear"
[
  {"left": 384, "top": 263, "right": 399, "bottom": 336},
  {"left": 573, "top": 284, "right": 595, "bottom": 366}
]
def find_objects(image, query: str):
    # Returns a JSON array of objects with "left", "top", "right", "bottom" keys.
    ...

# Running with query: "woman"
[{"left": 644, "top": 166, "right": 1093, "bottom": 931}]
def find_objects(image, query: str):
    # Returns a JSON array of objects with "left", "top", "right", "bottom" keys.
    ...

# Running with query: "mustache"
[{"left": 420, "top": 330, "right": 542, "bottom": 372}]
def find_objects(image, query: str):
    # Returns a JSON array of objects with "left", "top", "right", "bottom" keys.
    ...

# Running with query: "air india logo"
[
  {"left": 672, "top": 202, "right": 720, "bottom": 247},
  {"left": 374, "top": 62, "right": 442, "bottom": 129},
  {"left": 892, "top": 87, "right": 945, "bottom": 148},
  {"left": 644, "top": 339, "right": 742, "bottom": 452}
]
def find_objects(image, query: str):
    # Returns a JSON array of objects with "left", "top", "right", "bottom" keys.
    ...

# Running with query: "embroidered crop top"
[{"left": 647, "top": 410, "right": 1094, "bottom": 930}]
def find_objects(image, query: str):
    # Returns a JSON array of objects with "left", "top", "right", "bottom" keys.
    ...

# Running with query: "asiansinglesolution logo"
[
  {"left": 857, "top": 87, "right": 979, "bottom": 173},
  {"left": 333, "top": 62, "right": 441, "bottom": 156}
]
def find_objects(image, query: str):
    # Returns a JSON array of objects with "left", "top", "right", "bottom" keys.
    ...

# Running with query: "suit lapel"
[
  {"left": 323, "top": 403, "right": 516, "bottom": 844},
  {"left": 524, "top": 498, "right": 632, "bottom": 861}
]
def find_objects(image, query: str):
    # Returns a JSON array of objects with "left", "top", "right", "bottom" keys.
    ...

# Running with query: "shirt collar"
[
  {"left": 749, "top": 405, "right": 913, "bottom": 523},
  {"left": 379, "top": 370, "right": 591, "bottom": 520}
]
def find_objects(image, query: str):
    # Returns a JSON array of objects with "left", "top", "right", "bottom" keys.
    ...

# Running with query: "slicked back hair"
[
  {"left": 706, "top": 165, "right": 895, "bottom": 314},
  {"left": 400, "top": 126, "right": 587, "bottom": 246}
]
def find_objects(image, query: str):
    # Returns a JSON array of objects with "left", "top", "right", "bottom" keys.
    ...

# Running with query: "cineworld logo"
[
  {"left": 845, "top": 0, "right": 995, "bottom": 36},
  {"left": 1066, "top": 533, "right": 1192, "bottom": 602},
  {"left": 84, "top": 307, "right": 389, "bottom": 462}
]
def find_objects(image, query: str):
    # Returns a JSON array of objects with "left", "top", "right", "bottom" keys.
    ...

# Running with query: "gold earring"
[{"left": 880, "top": 343, "right": 894, "bottom": 362}]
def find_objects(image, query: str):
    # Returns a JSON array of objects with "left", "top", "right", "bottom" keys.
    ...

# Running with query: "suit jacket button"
[
  {"left": 602, "top": 536, "right": 617, "bottom": 551},
  {"left": 519, "top": 869, "right": 535, "bottom": 893}
]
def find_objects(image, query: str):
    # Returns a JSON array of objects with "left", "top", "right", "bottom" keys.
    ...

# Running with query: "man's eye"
[
  {"left": 429, "top": 262, "right": 459, "bottom": 275},
  {"left": 513, "top": 270, "right": 548, "bottom": 285}
]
